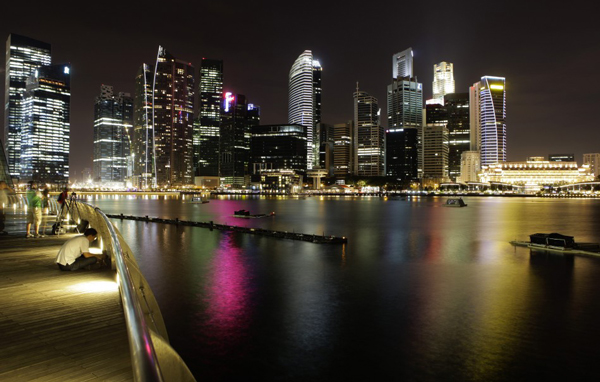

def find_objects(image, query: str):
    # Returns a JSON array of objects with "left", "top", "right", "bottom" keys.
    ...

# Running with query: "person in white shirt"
[{"left": 55, "top": 228, "right": 106, "bottom": 271}]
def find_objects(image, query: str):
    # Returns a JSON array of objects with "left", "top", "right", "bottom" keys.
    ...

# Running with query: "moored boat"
[{"left": 443, "top": 197, "right": 467, "bottom": 207}]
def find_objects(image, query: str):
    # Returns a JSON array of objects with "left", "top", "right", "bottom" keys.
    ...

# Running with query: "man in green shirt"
[{"left": 26, "top": 182, "right": 43, "bottom": 238}]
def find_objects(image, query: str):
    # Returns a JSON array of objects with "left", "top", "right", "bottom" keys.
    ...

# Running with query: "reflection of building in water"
[{"left": 479, "top": 158, "right": 594, "bottom": 189}]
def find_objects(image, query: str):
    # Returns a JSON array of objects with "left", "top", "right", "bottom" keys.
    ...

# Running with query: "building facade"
[
  {"left": 472, "top": 76, "right": 506, "bottom": 167},
  {"left": 4, "top": 34, "right": 52, "bottom": 178},
  {"left": 20, "top": 65, "right": 71, "bottom": 185},
  {"left": 195, "top": 58, "right": 223, "bottom": 177},
  {"left": 392, "top": 47, "right": 413, "bottom": 79},
  {"left": 93, "top": 85, "right": 133, "bottom": 185},
  {"left": 250, "top": 124, "right": 307, "bottom": 177},
  {"left": 220, "top": 94, "right": 259, "bottom": 187},
  {"left": 333, "top": 121, "right": 354, "bottom": 179},
  {"left": 288, "top": 50, "right": 321, "bottom": 170},
  {"left": 432, "top": 62, "right": 455, "bottom": 105},
  {"left": 132, "top": 64, "right": 154, "bottom": 188},
  {"left": 422, "top": 123, "right": 449, "bottom": 185},
  {"left": 385, "top": 128, "right": 418, "bottom": 184},
  {"left": 583, "top": 153, "right": 600, "bottom": 177},
  {"left": 445, "top": 93, "right": 470, "bottom": 181},
  {"left": 549, "top": 154, "right": 575, "bottom": 162},
  {"left": 458, "top": 151, "right": 481, "bottom": 183},
  {"left": 354, "top": 89, "right": 383, "bottom": 176}
]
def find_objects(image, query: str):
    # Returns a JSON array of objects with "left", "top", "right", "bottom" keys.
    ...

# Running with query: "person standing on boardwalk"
[
  {"left": 26, "top": 182, "right": 43, "bottom": 238},
  {"left": 0, "top": 181, "right": 13, "bottom": 234},
  {"left": 56, "top": 228, "right": 107, "bottom": 271}
]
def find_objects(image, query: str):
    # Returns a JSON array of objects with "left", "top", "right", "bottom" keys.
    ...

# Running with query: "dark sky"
[{"left": 2, "top": 1, "right": 599, "bottom": 180}]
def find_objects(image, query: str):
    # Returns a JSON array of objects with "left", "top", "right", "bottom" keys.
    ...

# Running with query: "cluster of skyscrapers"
[{"left": 4, "top": 33, "right": 597, "bottom": 191}]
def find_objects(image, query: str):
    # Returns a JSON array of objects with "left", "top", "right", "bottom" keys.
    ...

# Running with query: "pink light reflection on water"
[{"left": 202, "top": 232, "right": 254, "bottom": 353}]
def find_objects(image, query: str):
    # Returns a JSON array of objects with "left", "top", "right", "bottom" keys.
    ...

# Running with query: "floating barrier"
[{"left": 106, "top": 213, "right": 347, "bottom": 244}]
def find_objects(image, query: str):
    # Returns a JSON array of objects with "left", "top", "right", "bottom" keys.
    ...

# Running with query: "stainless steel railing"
[{"left": 72, "top": 201, "right": 195, "bottom": 382}]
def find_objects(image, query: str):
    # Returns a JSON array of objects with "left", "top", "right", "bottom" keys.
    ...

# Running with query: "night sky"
[{"left": 1, "top": 1, "right": 599, "bottom": 180}]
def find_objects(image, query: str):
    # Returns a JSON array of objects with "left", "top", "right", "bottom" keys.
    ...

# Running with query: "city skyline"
[{"left": 1, "top": 2, "right": 599, "bottom": 179}]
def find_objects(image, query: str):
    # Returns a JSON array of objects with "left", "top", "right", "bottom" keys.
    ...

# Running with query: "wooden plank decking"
[{"left": 0, "top": 234, "right": 133, "bottom": 381}]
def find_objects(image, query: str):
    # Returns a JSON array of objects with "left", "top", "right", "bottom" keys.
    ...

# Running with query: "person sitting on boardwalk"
[{"left": 55, "top": 228, "right": 107, "bottom": 271}]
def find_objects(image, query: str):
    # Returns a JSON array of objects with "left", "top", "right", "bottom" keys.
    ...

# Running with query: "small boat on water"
[
  {"left": 510, "top": 233, "right": 600, "bottom": 256},
  {"left": 189, "top": 196, "right": 209, "bottom": 204},
  {"left": 443, "top": 197, "right": 467, "bottom": 207},
  {"left": 233, "top": 209, "right": 275, "bottom": 218}
]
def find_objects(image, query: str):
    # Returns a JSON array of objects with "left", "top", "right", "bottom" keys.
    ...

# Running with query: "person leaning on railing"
[{"left": 55, "top": 228, "right": 107, "bottom": 271}]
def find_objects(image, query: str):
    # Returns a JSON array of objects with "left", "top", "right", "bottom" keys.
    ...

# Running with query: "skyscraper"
[
  {"left": 333, "top": 121, "right": 354, "bottom": 179},
  {"left": 20, "top": 65, "right": 71, "bottom": 185},
  {"left": 288, "top": 50, "right": 322, "bottom": 170},
  {"left": 354, "top": 87, "right": 383, "bottom": 176},
  {"left": 195, "top": 58, "right": 223, "bottom": 178},
  {"left": 93, "top": 85, "right": 133, "bottom": 185},
  {"left": 444, "top": 93, "right": 470, "bottom": 181},
  {"left": 132, "top": 64, "right": 154, "bottom": 188},
  {"left": 432, "top": 62, "right": 455, "bottom": 105},
  {"left": 133, "top": 47, "right": 195, "bottom": 188},
  {"left": 387, "top": 50, "right": 423, "bottom": 179},
  {"left": 4, "top": 34, "right": 51, "bottom": 178},
  {"left": 220, "top": 93, "right": 259, "bottom": 187},
  {"left": 422, "top": 123, "right": 449, "bottom": 185},
  {"left": 471, "top": 76, "right": 506, "bottom": 167},
  {"left": 385, "top": 128, "right": 418, "bottom": 184},
  {"left": 392, "top": 48, "right": 413, "bottom": 79},
  {"left": 250, "top": 124, "right": 307, "bottom": 176}
]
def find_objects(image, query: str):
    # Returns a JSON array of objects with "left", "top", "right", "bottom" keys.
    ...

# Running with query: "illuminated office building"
[
  {"left": 195, "top": 58, "right": 223, "bottom": 177},
  {"left": 132, "top": 47, "right": 194, "bottom": 188},
  {"left": 392, "top": 47, "right": 413, "bottom": 79},
  {"left": 432, "top": 62, "right": 455, "bottom": 105},
  {"left": 20, "top": 65, "right": 71, "bottom": 185},
  {"left": 220, "top": 94, "right": 259, "bottom": 187},
  {"left": 583, "top": 153, "right": 600, "bottom": 177},
  {"left": 445, "top": 93, "right": 470, "bottom": 181},
  {"left": 250, "top": 124, "right": 307, "bottom": 178},
  {"left": 288, "top": 50, "right": 322, "bottom": 170},
  {"left": 354, "top": 88, "right": 383, "bottom": 176},
  {"left": 422, "top": 123, "right": 449, "bottom": 185},
  {"left": 388, "top": 50, "right": 423, "bottom": 179},
  {"left": 4, "top": 34, "right": 51, "bottom": 178},
  {"left": 471, "top": 76, "right": 506, "bottom": 167},
  {"left": 132, "top": 64, "right": 154, "bottom": 188},
  {"left": 333, "top": 121, "right": 354, "bottom": 179},
  {"left": 93, "top": 85, "right": 133, "bottom": 185}
]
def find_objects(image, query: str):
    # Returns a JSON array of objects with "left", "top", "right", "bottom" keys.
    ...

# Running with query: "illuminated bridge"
[{"left": 0, "top": 200, "right": 195, "bottom": 381}]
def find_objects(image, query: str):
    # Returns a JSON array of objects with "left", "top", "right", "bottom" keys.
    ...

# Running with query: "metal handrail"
[{"left": 94, "top": 206, "right": 164, "bottom": 381}]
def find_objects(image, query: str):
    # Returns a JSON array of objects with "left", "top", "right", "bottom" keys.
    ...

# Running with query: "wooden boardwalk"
[{"left": 0, "top": 234, "right": 132, "bottom": 381}]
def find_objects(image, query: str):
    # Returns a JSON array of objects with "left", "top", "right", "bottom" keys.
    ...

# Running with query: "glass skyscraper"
[
  {"left": 4, "top": 34, "right": 51, "bottom": 178},
  {"left": 472, "top": 76, "right": 506, "bottom": 167},
  {"left": 288, "top": 50, "right": 322, "bottom": 170},
  {"left": 133, "top": 64, "right": 154, "bottom": 188},
  {"left": 93, "top": 85, "right": 133, "bottom": 185},
  {"left": 354, "top": 89, "right": 383, "bottom": 176},
  {"left": 195, "top": 58, "right": 223, "bottom": 177},
  {"left": 392, "top": 47, "right": 413, "bottom": 79},
  {"left": 20, "top": 64, "right": 71, "bottom": 185},
  {"left": 133, "top": 47, "right": 195, "bottom": 188},
  {"left": 432, "top": 62, "right": 455, "bottom": 105}
]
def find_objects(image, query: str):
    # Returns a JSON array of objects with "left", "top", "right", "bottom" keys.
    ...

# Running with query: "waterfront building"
[
  {"left": 250, "top": 124, "right": 306, "bottom": 190},
  {"left": 132, "top": 64, "right": 154, "bottom": 188},
  {"left": 445, "top": 93, "right": 470, "bottom": 181},
  {"left": 288, "top": 50, "right": 322, "bottom": 170},
  {"left": 220, "top": 94, "right": 259, "bottom": 187},
  {"left": 132, "top": 47, "right": 194, "bottom": 188},
  {"left": 431, "top": 62, "right": 455, "bottom": 105},
  {"left": 549, "top": 154, "right": 575, "bottom": 162},
  {"left": 316, "top": 122, "right": 334, "bottom": 175},
  {"left": 354, "top": 88, "right": 383, "bottom": 176},
  {"left": 4, "top": 34, "right": 52, "bottom": 179},
  {"left": 457, "top": 151, "right": 481, "bottom": 183},
  {"left": 392, "top": 47, "right": 413, "bottom": 79},
  {"left": 471, "top": 76, "right": 506, "bottom": 167},
  {"left": 387, "top": 76, "right": 423, "bottom": 178},
  {"left": 333, "top": 121, "right": 354, "bottom": 179},
  {"left": 479, "top": 158, "right": 593, "bottom": 191},
  {"left": 583, "top": 153, "right": 600, "bottom": 177},
  {"left": 385, "top": 128, "right": 418, "bottom": 184},
  {"left": 93, "top": 85, "right": 133, "bottom": 186},
  {"left": 422, "top": 123, "right": 449, "bottom": 186},
  {"left": 20, "top": 64, "right": 71, "bottom": 185},
  {"left": 195, "top": 58, "right": 223, "bottom": 179}
]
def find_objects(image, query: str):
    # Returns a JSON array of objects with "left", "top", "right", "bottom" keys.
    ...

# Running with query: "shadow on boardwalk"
[{"left": 0, "top": 234, "right": 132, "bottom": 381}]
